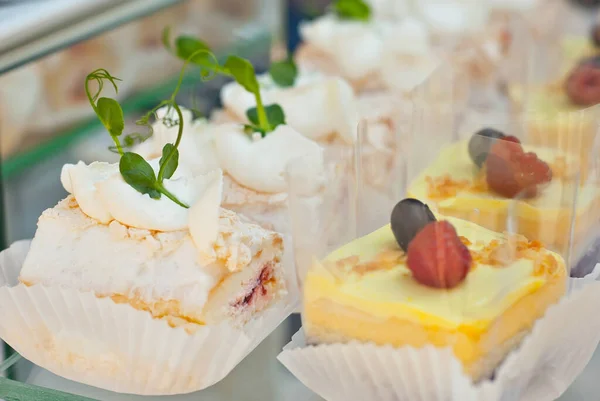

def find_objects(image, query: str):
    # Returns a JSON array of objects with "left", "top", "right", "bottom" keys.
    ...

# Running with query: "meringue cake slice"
[{"left": 20, "top": 196, "right": 286, "bottom": 331}]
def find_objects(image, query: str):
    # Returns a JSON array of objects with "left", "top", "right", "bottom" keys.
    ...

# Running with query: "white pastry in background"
[
  {"left": 365, "top": 0, "right": 409, "bottom": 20},
  {"left": 130, "top": 4, "right": 189, "bottom": 90},
  {"left": 0, "top": 64, "right": 42, "bottom": 157},
  {"left": 22, "top": 162, "right": 287, "bottom": 328},
  {"left": 220, "top": 70, "right": 359, "bottom": 143},
  {"left": 380, "top": 17, "right": 440, "bottom": 92},
  {"left": 214, "top": 71, "right": 406, "bottom": 217},
  {"left": 416, "top": 0, "right": 490, "bottom": 34},
  {"left": 32, "top": 27, "right": 137, "bottom": 134},
  {"left": 297, "top": 14, "right": 439, "bottom": 92},
  {"left": 297, "top": 14, "right": 396, "bottom": 91},
  {"left": 489, "top": 0, "right": 568, "bottom": 40}
]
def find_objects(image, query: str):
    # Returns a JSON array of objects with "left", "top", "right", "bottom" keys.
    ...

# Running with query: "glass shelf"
[{"left": 0, "top": 0, "right": 185, "bottom": 74}]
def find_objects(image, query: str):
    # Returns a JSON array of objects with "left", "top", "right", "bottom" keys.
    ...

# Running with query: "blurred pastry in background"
[
  {"left": 218, "top": 68, "right": 359, "bottom": 144},
  {"left": 297, "top": 12, "right": 439, "bottom": 93},
  {"left": 489, "top": 0, "right": 566, "bottom": 40},
  {"left": 32, "top": 30, "right": 136, "bottom": 135},
  {"left": 507, "top": 19, "right": 600, "bottom": 161},
  {"left": 406, "top": 129, "right": 600, "bottom": 268},
  {"left": 215, "top": 60, "right": 406, "bottom": 197},
  {"left": 130, "top": 3, "right": 191, "bottom": 90},
  {"left": 0, "top": 64, "right": 42, "bottom": 157}
]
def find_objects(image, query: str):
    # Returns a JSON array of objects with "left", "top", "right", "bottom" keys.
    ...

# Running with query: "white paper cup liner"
[
  {"left": 0, "top": 240, "right": 298, "bottom": 395},
  {"left": 278, "top": 264, "right": 600, "bottom": 401}
]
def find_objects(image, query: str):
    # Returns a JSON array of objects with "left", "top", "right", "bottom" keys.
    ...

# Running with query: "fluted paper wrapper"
[
  {"left": 0, "top": 241, "right": 298, "bottom": 395},
  {"left": 278, "top": 265, "right": 600, "bottom": 401}
]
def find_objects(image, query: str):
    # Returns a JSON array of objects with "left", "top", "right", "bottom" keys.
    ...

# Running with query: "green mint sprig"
[
  {"left": 269, "top": 58, "right": 298, "bottom": 87},
  {"left": 164, "top": 29, "right": 286, "bottom": 136},
  {"left": 332, "top": 0, "right": 371, "bottom": 21},
  {"left": 85, "top": 67, "right": 190, "bottom": 209}
]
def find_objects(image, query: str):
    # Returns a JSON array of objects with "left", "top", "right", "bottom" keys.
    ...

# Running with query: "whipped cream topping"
[
  {"left": 300, "top": 15, "right": 394, "bottom": 80},
  {"left": 489, "top": 0, "right": 539, "bottom": 11},
  {"left": 212, "top": 123, "right": 323, "bottom": 193},
  {"left": 61, "top": 159, "right": 223, "bottom": 251},
  {"left": 366, "top": 0, "right": 409, "bottom": 20},
  {"left": 135, "top": 106, "right": 220, "bottom": 174},
  {"left": 416, "top": 1, "right": 490, "bottom": 34},
  {"left": 221, "top": 70, "right": 359, "bottom": 143},
  {"left": 380, "top": 17, "right": 440, "bottom": 92},
  {"left": 300, "top": 15, "right": 438, "bottom": 87}
]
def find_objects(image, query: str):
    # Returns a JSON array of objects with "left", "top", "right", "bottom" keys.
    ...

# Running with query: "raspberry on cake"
[{"left": 303, "top": 198, "right": 567, "bottom": 381}]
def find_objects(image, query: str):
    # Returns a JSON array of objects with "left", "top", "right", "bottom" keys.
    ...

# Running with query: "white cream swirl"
[
  {"left": 380, "top": 17, "right": 440, "bottom": 92},
  {"left": 366, "top": 0, "right": 409, "bottom": 20},
  {"left": 134, "top": 106, "right": 219, "bottom": 174},
  {"left": 213, "top": 123, "right": 323, "bottom": 193},
  {"left": 416, "top": 1, "right": 490, "bottom": 34},
  {"left": 61, "top": 160, "right": 223, "bottom": 252},
  {"left": 300, "top": 15, "right": 395, "bottom": 80},
  {"left": 221, "top": 70, "right": 359, "bottom": 143},
  {"left": 489, "top": 0, "right": 539, "bottom": 11}
]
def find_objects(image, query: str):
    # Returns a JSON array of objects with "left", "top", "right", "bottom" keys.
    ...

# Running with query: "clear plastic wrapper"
[
  {"left": 408, "top": 64, "right": 600, "bottom": 278},
  {"left": 280, "top": 113, "right": 600, "bottom": 400},
  {"left": 0, "top": 240, "right": 298, "bottom": 395}
]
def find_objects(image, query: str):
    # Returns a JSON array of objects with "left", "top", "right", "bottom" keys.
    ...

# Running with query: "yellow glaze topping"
[{"left": 305, "top": 216, "right": 564, "bottom": 335}]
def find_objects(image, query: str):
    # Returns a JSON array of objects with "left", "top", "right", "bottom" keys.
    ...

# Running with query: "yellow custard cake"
[
  {"left": 508, "top": 35, "right": 600, "bottom": 160},
  {"left": 303, "top": 207, "right": 566, "bottom": 381},
  {"left": 406, "top": 137, "right": 600, "bottom": 258}
]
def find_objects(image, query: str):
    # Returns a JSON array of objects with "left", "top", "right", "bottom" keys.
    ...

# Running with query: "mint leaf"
[
  {"left": 246, "top": 104, "right": 286, "bottom": 134},
  {"left": 119, "top": 152, "right": 160, "bottom": 198},
  {"left": 175, "top": 36, "right": 214, "bottom": 67},
  {"left": 269, "top": 59, "right": 298, "bottom": 87},
  {"left": 333, "top": 0, "right": 371, "bottom": 21},
  {"left": 96, "top": 97, "right": 124, "bottom": 137},
  {"left": 224, "top": 55, "right": 259, "bottom": 93},
  {"left": 159, "top": 143, "right": 179, "bottom": 180},
  {"left": 246, "top": 108, "right": 260, "bottom": 126},
  {"left": 265, "top": 104, "right": 286, "bottom": 129}
]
